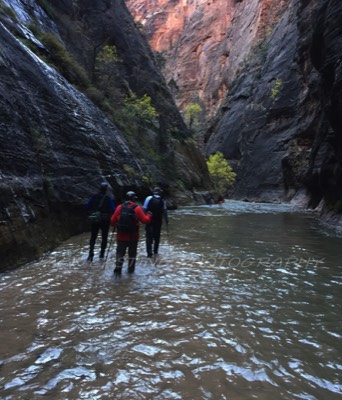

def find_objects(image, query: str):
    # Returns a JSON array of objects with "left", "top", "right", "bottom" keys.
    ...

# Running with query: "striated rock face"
[
  {"left": 0, "top": 20, "right": 142, "bottom": 268},
  {"left": 128, "top": 0, "right": 342, "bottom": 216},
  {"left": 205, "top": 0, "right": 342, "bottom": 213},
  {"left": 205, "top": 1, "right": 303, "bottom": 201},
  {"left": 0, "top": 0, "right": 211, "bottom": 271},
  {"left": 126, "top": 0, "right": 289, "bottom": 113}
]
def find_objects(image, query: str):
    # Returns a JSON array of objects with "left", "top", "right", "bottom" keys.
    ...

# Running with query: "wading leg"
[
  {"left": 127, "top": 241, "right": 138, "bottom": 273},
  {"left": 115, "top": 240, "right": 127, "bottom": 275}
]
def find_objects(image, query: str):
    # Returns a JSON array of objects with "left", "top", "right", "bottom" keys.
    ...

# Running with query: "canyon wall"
[
  {"left": 127, "top": 0, "right": 342, "bottom": 221},
  {"left": 127, "top": 0, "right": 288, "bottom": 113},
  {"left": 205, "top": 0, "right": 342, "bottom": 214},
  {"left": 0, "top": 0, "right": 211, "bottom": 270}
]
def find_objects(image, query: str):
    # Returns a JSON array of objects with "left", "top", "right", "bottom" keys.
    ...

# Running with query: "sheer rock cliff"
[
  {"left": 127, "top": 0, "right": 342, "bottom": 223},
  {"left": 0, "top": 0, "right": 211, "bottom": 270},
  {"left": 126, "top": 0, "right": 288, "bottom": 113},
  {"left": 205, "top": 0, "right": 342, "bottom": 216}
]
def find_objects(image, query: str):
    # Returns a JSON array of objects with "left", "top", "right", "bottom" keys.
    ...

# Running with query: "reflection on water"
[{"left": 0, "top": 201, "right": 341, "bottom": 399}]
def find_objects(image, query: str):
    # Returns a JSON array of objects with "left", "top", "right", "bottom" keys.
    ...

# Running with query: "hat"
[
  {"left": 126, "top": 191, "right": 137, "bottom": 200},
  {"left": 100, "top": 182, "right": 108, "bottom": 192},
  {"left": 153, "top": 186, "right": 162, "bottom": 194}
]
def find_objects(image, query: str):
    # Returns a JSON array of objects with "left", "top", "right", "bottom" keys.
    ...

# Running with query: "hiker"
[
  {"left": 143, "top": 187, "right": 168, "bottom": 258},
  {"left": 110, "top": 191, "right": 152, "bottom": 275},
  {"left": 217, "top": 194, "right": 224, "bottom": 205},
  {"left": 86, "top": 182, "right": 116, "bottom": 261}
]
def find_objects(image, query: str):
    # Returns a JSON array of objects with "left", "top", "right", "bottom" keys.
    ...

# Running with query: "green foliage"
[
  {"left": 36, "top": 0, "right": 55, "bottom": 18},
  {"left": 142, "top": 173, "right": 157, "bottom": 187},
  {"left": 207, "top": 152, "right": 236, "bottom": 194},
  {"left": 18, "top": 38, "right": 38, "bottom": 52},
  {"left": 123, "top": 164, "right": 138, "bottom": 178},
  {"left": 26, "top": 23, "right": 41, "bottom": 37},
  {"left": 0, "top": 3, "right": 17, "bottom": 19},
  {"left": 95, "top": 45, "right": 120, "bottom": 85},
  {"left": 40, "top": 32, "right": 89, "bottom": 88},
  {"left": 271, "top": 78, "right": 283, "bottom": 99},
  {"left": 123, "top": 91, "right": 159, "bottom": 126},
  {"left": 85, "top": 86, "right": 105, "bottom": 106},
  {"left": 176, "top": 179, "right": 186, "bottom": 192},
  {"left": 184, "top": 102, "right": 202, "bottom": 129},
  {"left": 96, "top": 44, "right": 119, "bottom": 64}
]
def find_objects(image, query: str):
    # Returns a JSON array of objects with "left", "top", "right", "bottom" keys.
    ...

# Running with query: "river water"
[{"left": 0, "top": 201, "right": 341, "bottom": 400}]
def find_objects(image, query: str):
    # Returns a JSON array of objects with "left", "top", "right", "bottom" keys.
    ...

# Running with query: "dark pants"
[
  {"left": 145, "top": 221, "right": 162, "bottom": 257},
  {"left": 89, "top": 221, "right": 110, "bottom": 258},
  {"left": 115, "top": 240, "right": 138, "bottom": 273}
]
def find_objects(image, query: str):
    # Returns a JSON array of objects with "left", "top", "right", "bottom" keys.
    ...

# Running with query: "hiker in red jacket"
[{"left": 110, "top": 191, "right": 152, "bottom": 275}]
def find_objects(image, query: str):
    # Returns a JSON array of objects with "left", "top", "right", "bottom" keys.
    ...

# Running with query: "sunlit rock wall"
[{"left": 126, "top": 0, "right": 289, "bottom": 113}]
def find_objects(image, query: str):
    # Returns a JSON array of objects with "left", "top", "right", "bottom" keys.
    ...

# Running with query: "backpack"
[
  {"left": 88, "top": 194, "right": 107, "bottom": 223},
  {"left": 147, "top": 196, "right": 164, "bottom": 221},
  {"left": 117, "top": 203, "right": 138, "bottom": 233}
]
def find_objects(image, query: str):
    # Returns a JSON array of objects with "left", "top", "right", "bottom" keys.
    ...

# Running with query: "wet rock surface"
[
  {"left": 0, "top": 0, "right": 210, "bottom": 270},
  {"left": 0, "top": 21, "right": 139, "bottom": 269}
]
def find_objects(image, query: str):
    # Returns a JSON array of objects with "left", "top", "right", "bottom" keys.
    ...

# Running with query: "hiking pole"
[{"left": 105, "top": 228, "right": 116, "bottom": 261}]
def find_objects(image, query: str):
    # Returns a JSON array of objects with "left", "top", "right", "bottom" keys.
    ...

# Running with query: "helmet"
[{"left": 126, "top": 191, "right": 137, "bottom": 200}]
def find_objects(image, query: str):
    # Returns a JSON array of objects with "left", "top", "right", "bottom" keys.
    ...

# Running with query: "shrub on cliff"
[
  {"left": 95, "top": 44, "right": 120, "bottom": 87},
  {"left": 123, "top": 90, "right": 159, "bottom": 126},
  {"left": 40, "top": 32, "right": 89, "bottom": 88},
  {"left": 184, "top": 102, "right": 203, "bottom": 129}
]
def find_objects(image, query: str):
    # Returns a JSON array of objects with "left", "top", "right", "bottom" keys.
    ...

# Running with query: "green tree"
[
  {"left": 123, "top": 90, "right": 159, "bottom": 126},
  {"left": 184, "top": 102, "right": 202, "bottom": 129},
  {"left": 207, "top": 152, "right": 236, "bottom": 194},
  {"left": 95, "top": 45, "right": 120, "bottom": 85}
]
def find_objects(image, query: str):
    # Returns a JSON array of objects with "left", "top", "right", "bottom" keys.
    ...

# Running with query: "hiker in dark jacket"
[
  {"left": 143, "top": 187, "right": 168, "bottom": 258},
  {"left": 86, "top": 182, "right": 116, "bottom": 261},
  {"left": 110, "top": 191, "right": 152, "bottom": 274}
]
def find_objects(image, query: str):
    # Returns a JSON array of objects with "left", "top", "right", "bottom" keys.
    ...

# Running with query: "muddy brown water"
[{"left": 0, "top": 201, "right": 341, "bottom": 399}]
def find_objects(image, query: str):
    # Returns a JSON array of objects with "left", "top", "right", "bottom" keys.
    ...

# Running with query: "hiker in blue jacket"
[
  {"left": 143, "top": 187, "right": 168, "bottom": 258},
  {"left": 86, "top": 182, "right": 116, "bottom": 261}
]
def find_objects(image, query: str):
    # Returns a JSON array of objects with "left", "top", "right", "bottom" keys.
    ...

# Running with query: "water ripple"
[{"left": 0, "top": 205, "right": 341, "bottom": 399}]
